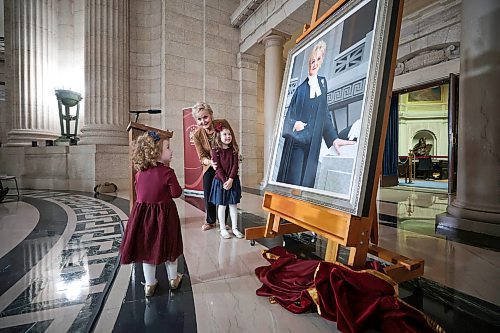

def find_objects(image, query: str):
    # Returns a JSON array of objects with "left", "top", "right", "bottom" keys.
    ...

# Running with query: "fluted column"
[
  {"left": 6, "top": 0, "right": 59, "bottom": 146},
  {"left": 444, "top": 0, "right": 500, "bottom": 229},
  {"left": 262, "top": 33, "right": 286, "bottom": 181},
  {"left": 80, "top": 0, "right": 129, "bottom": 145}
]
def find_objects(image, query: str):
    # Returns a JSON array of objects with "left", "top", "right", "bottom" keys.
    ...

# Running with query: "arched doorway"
[{"left": 412, "top": 130, "right": 436, "bottom": 156}]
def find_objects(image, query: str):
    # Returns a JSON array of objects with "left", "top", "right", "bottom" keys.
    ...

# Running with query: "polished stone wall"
[
  {"left": 129, "top": 0, "right": 163, "bottom": 126},
  {"left": 128, "top": 0, "right": 242, "bottom": 185}
]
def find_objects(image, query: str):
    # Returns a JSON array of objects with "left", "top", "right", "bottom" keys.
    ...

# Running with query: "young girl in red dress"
[
  {"left": 120, "top": 130, "right": 183, "bottom": 297},
  {"left": 209, "top": 124, "right": 244, "bottom": 239}
]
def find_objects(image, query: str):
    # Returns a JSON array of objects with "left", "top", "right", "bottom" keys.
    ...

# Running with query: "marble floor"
[{"left": 0, "top": 186, "right": 499, "bottom": 332}]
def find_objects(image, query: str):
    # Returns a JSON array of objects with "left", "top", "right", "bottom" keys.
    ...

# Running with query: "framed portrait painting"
[
  {"left": 408, "top": 86, "right": 443, "bottom": 102},
  {"left": 265, "top": 0, "right": 402, "bottom": 216}
]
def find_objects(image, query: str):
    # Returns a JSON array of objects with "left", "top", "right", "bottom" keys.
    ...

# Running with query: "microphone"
[{"left": 129, "top": 109, "right": 162, "bottom": 122}]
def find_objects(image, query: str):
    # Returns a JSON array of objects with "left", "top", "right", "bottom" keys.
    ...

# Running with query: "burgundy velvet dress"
[{"left": 120, "top": 164, "right": 183, "bottom": 265}]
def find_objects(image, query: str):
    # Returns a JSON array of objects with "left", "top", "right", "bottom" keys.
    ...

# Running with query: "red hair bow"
[{"left": 214, "top": 122, "right": 225, "bottom": 132}]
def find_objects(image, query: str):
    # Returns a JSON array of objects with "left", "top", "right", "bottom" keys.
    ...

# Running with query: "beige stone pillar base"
[
  {"left": 447, "top": 200, "right": 500, "bottom": 224},
  {"left": 79, "top": 127, "right": 129, "bottom": 146},
  {"left": 6, "top": 129, "right": 59, "bottom": 147},
  {"left": 436, "top": 212, "right": 500, "bottom": 237},
  {"left": 0, "top": 145, "right": 129, "bottom": 193}
]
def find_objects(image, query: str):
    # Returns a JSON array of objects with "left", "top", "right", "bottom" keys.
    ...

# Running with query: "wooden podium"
[
  {"left": 245, "top": 0, "right": 424, "bottom": 284},
  {"left": 126, "top": 122, "right": 173, "bottom": 211}
]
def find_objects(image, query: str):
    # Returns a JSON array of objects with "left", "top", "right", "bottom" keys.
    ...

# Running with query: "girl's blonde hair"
[
  {"left": 191, "top": 102, "right": 213, "bottom": 119},
  {"left": 131, "top": 132, "right": 163, "bottom": 171},
  {"left": 214, "top": 127, "right": 239, "bottom": 155}
]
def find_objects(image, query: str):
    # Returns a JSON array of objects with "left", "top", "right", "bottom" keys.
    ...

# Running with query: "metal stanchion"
[{"left": 408, "top": 149, "right": 414, "bottom": 184}]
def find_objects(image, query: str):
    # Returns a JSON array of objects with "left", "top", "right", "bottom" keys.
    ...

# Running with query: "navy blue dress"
[{"left": 209, "top": 147, "right": 241, "bottom": 205}]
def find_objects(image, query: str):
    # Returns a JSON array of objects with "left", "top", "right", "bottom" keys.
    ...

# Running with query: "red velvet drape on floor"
[{"left": 255, "top": 247, "right": 442, "bottom": 333}]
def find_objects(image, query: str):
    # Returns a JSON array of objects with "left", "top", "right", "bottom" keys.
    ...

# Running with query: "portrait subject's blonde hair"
[
  {"left": 131, "top": 132, "right": 163, "bottom": 171},
  {"left": 191, "top": 102, "right": 214, "bottom": 120},
  {"left": 308, "top": 40, "right": 327, "bottom": 63}
]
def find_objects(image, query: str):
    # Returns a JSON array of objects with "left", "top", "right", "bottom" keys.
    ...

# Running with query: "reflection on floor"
[
  {"left": 112, "top": 255, "right": 197, "bottom": 333},
  {"left": 0, "top": 187, "right": 499, "bottom": 332},
  {"left": 397, "top": 178, "right": 448, "bottom": 190}
]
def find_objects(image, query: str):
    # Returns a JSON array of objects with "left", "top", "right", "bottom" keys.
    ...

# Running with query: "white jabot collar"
[{"left": 307, "top": 75, "right": 322, "bottom": 99}]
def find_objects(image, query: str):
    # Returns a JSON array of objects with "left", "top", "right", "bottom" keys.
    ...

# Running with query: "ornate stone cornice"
[
  {"left": 395, "top": 43, "right": 460, "bottom": 76},
  {"left": 230, "top": 0, "right": 267, "bottom": 28}
]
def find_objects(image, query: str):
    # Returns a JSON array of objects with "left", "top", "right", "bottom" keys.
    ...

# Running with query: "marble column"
[
  {"left": 237, "top": 52, "right": 260, "bottom": 187},
  {"left": 261, "top": 33, "right": 286, "bottom": 182},
  {"left": 6, "top": 0, "right": 59, "bottom": 146},
  {"left": 80, "top": 0, "right": 129, "bottom": 145},
  {"left": 439, "top": 0, "right": 500, "bottom": 234}
]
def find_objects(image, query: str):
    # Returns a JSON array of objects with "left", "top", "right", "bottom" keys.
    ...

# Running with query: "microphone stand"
[{"left": 129, "top": 109, "right": 162, "bottom": 123}]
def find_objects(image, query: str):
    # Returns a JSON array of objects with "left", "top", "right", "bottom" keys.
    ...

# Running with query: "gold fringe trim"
[
  {"left": 308, "top": 262, "right": 399, "bottom": 316},
  {"left": 333, "top": 261, "right": 399, "bottom": 297},
  {"left": 307, "top": 263, "right": 322, "bottom": 316},
  {"left": 262, "top": 250, "right": 398, "bottom": 296},
  {"left": 399, "top": 299, "right": 447, "bottom": 333},
  {"left": 260, "top": 250, "right": 442, "bottom": 332},
  {"left": 307, "top": 287, "right": 321, "bottom": 315},
  {"left": 263, "top": 251, "right": 281, "bottom": 261},
  {"left": 308, "top": 262, "right": 444, "bottom": 333}
]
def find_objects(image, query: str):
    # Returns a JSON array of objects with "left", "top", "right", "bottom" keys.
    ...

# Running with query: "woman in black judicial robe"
[{"left": 277, "top": 41, "right": 356, "bottom": 188}]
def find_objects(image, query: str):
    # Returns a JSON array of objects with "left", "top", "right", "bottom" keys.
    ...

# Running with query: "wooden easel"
[
  {"left": 126, "top": 122, "right": 173, "bottom": 211},
  {"left": 246, "top": 0, "right": 424, "bottom": 284}
]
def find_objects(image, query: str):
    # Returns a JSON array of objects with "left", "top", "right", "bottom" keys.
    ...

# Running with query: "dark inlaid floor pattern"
[
  {"left": 0, "top": 191, "right": 128, "bottom": 333},
  {"left": 0, "top": 196, "right": 68, "bottom": 296}
]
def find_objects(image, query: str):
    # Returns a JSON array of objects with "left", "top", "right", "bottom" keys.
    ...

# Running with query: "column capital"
[{"left": 258, "top": 29, "right": 289, "bottom": 48}]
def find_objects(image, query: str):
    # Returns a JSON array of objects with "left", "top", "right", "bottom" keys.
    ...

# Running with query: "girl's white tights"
[
  {"left": 142, "top": 259, "right": 178, "bottom": 285},
  {"left": 142, "top": 263, "right": 156, "bottom": 285},
  {"left": 218, "top": 204, "right": 238, "bottom": 230},
  {"left": 165, "top": 260, "right": 178, "bottom": 280}
]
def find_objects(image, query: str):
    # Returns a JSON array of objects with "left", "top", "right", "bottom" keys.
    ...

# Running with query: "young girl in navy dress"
[
  {"left": 120, "top": 131, "right": 183, "bottom": 297},
  {"left": 209, "top": 124, "right": 244, "bottom": 239}
]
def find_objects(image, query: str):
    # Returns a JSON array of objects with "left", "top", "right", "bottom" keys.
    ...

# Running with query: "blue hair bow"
[{"left": 148, "top": 131, "right": 161, "bottom": 142}]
